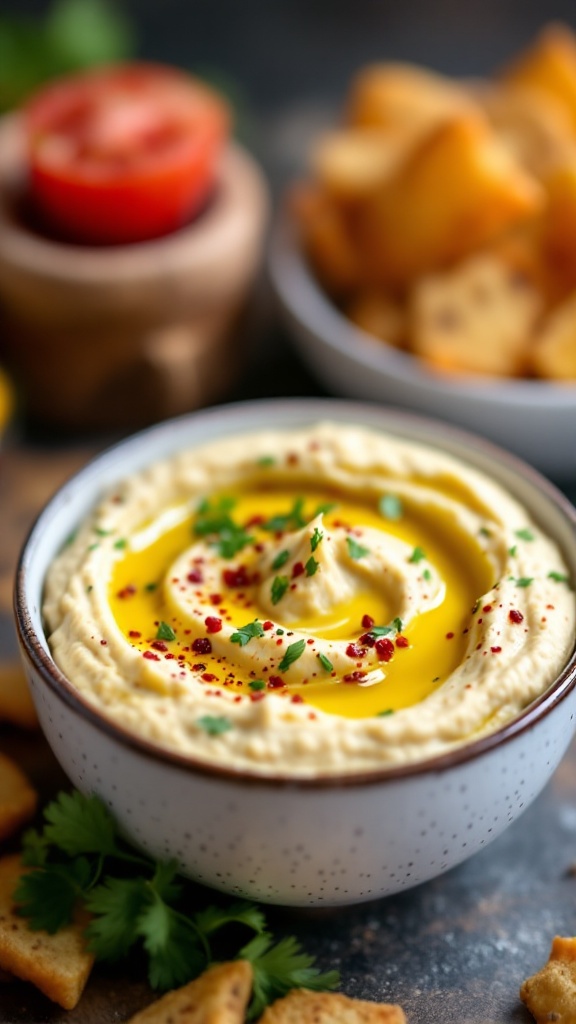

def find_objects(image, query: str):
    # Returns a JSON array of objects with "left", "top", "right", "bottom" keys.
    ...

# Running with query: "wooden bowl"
[{"left": 0, "top": 115, "right": 269, "bottom": 431}]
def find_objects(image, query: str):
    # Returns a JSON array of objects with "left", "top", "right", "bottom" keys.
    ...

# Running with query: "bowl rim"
[
  {"left": 14, "top": 396, "right": 576, "bottom": 790},
  {"left": 269, "top": 216, "right": 576, "bottom": 407}
]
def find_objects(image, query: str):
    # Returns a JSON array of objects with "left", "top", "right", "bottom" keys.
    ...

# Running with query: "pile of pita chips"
[{"left": 294, "top": 22, "right": 576, "bottom": 381}]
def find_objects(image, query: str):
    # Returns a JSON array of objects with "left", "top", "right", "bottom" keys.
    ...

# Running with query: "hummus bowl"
[{"left": 15, "top": 398, "right": 576, "bottom": 906}]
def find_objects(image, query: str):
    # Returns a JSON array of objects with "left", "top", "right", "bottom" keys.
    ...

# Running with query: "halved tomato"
[{"left": 25, "top": 63, "right": 230, "bottom": 245}]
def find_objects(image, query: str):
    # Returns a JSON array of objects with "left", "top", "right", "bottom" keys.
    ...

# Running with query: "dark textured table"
[{"left": 0, "top": 327, "right": 575, "bottom": 1024}]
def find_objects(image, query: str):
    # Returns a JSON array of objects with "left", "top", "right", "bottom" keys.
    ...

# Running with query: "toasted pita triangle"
[
  {"left": 259, "top": 988, "right": 407, "bottom": 1024},
  {"left": 127, "top": 960, "right": 253, "bottom": 1024}
]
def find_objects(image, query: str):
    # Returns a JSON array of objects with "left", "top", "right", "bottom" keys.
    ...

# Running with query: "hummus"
[{"left": 43, "top": 422, "right": 575, "bottom": 776}]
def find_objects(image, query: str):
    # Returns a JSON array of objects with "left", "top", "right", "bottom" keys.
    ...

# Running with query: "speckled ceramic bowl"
[{"left": 14, "top": 399, "right": 576, "bottom": 906}]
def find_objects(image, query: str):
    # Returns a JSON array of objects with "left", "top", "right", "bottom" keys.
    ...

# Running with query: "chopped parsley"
[
  {"left": 391, "top": 617, "right": 403, "bottom": 632},
  {"left": 94, "top": 527, "right": 111, "bottom": 537},
  {"left": 478, "top": 526, "right": 492, "bottom": 538},
  {"left": 422, "top": 568, "right": 432, "bottom": 581},
  {"left": 305, "top": 556, "right": 319, "bottom": 577},
  {"left": 196, "top": 715, "right": 233, "bottom": 736},
  {"left": 409, "top": 546, "right": 426, "bottom": 564},
  {"left": 376, "top": 708, "right": 394, "bottom": 717},
  {"left": 113, "top": 538, "right": 127, "bottom": 550},
  {"left": 271, "top": 576, "right": 289, "bottom": 605},
  {"left": 278, "top": 639, "right": 306, "bottom": 672},
  {"left": 310, "top": 527, "right": 324, "bottom": 552},
  {"left": 271, "top": 549, "right": 290, "bottom": 571},
  {"left": 346, "top": 537, "right": 370, "bottom": 560},
  {"left": 369, "top": 625, "right": 394, "bottom": 637},
  {"left": 548, "top": 571, "right": 570, "bottom": 583},
  {"left": 508, "top": 545, "right": 517, "bottom": 558},
  {"left": 317, "top": 652, "right": 333, "bottom": 672},
  {"left": 249, "top": 679, "right": 266, "bottom": 691},
  {"left": 231, "top": 620, "right": 265, "bottom": 647},
  {"left": 379, "top": 494, "right": 403, "bottom": 521},
  {"left": 145, "top": 581, "right": 158, "bottom": 592},
  {"left": 257, "top": 456, "right": 276, "bottom": 467},
  {"left": 263, "top": 498, "right": 306, "bottom": 533},
  {"left": 156, "top": 621, "right": 176, "bottom": 641},
  {"left": 515, "top": 528, "right": 535, "bottom": 541},
  {"left": 514, "top": 577, "right": 534, "bottom": 588},
  {"left": 193, "top": 495, "right": 253, "bottom": 559}
]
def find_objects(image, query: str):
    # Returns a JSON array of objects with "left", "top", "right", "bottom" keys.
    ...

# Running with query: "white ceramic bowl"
[
  {"left": 15, "top": 399, "right": 576, "bottom": 907},
  {"left": 269, "top": 222, "right": 576, "bottom": 481}
]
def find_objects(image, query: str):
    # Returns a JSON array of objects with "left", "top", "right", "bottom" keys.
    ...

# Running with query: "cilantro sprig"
[
  {"left": 15, "top": 791, "right": 339, "bottom": 1011},
  {"left": 231, "top": 620, "right": 265, "bottom": 647}
]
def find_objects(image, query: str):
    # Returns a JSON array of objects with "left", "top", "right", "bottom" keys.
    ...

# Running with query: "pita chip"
[
  {"left": 126, "top": 959, "right": 253, "bottom": 1024},
  {"left": 259, "top": 988, "right": 407, "bottom": 1024}
]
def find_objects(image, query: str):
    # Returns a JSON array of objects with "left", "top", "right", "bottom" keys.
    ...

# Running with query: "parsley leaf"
[
  {"left": 271, "top": 576, "right": 289, "bottom": 604},
  {"left": 278, "top": 639, "right": 306, "bottom": 672},
  {"left": 137, "top": 897, "right": 206, "bottom": 991},
  {"left": 548, "top": 571, "right": 570, "bottom": 583},
  {"left": 194, "top": 900, "right": 266, "bottom": 937},
  {"left": 193, "top": 497, "right": 253, "bottom": 559},
  {"left": 305, "top": 556, "right": 319, "bottom": 577},
  {"left": 379, "top": 494, "right": 403, "bottom": 521},
  {"left": 156, "top": 621, "right": 176, "bottom": 641},
  {"left": 85, "top": 876, "right": 150, "bottom": 960},
  {"left": 515, "top": 528, "right": 535, "bottom": 541},
  {"left": 14, "top": 858, "right": 92, "bottom": 933},
  {"left": 409, "top": 546, "right": 426, "bottom": 564},
  {"left": 43, "top": 790, "right": 119, "bottom": 857},
  {"left": 196, "top": 716, "right": 233, "bottom": 736},
  {"left": 257, "top": 456, "right": 276, "bottom": 467},
  {"left": 317, "top": 652, "right": 333, "bottom": 672},
  {"left": 377, "top": 709, "right": 394, "bottom": 717},
  {"left": 241, "top": 933, "right": 340, "bottom": 1020},
  {"left": 271, "top": 549, "right": 290, "bottom": 570},
  {"left": 231, "top": 620, "right": 265, "bottom": 646},
  {"left": 515, "top": 577, "right": 534, "bottom": 588},
  {"left": 346, "top": 537, "right": 370, "bottom": 560},
  {"left": 249, "top": 679, "right": 265, "bottom": 691},
  {"left": 310, "top": 527, "right": 324, "bottom": 552},
  {"left": 263, "top": 498, "right": 306, "bottom": 533}
]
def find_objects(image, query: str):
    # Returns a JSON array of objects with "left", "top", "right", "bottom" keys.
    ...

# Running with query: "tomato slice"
[{"left": 25, "top": 63, "right": 230, "bottom": 245}]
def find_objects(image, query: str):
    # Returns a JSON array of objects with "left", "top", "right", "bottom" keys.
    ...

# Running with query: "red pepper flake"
[
  {"left": 245, "top": 514, "right": 266, "bottom": 528},
  {"left": 359, "top": 632, "right": 376, "bottom": 647},
  {"left": 208, "top": 594, "right": 221, "bottom": 606},
  {"left": 128, "top": 630, "right": 141, "bottom": 638},
  {"left": 346, "top": 642, "right": 364, "bottom": 659},
  {"left": 276, "top": 638, "right": 283, "bottom": 646},
  {"left": 546, "top": 604, "right": 555, "bottom": 610},
  {"left": 509, "top": 609, "right": 524, "bottom": 624},
  {"left": 201, "top": 673, "right": 217, "bottom": 682},
  {"left": 187, "top": 569, "right": 203, "bottom": 584},
  {"left": 254, "top": 543, "right": 265, "bottom": 553},
  {"left": 234, "top": 695, "right": 242, "bottom": 703},
  {"left": 375, "top": 637, "right": 394, "bottom": 662},
  {"left": 223, "top": 566, "right": 251, "bottom": 588},
  {"left": 165, "top": 653, "right": 175, "bottom": 660},
  {"left": 205, "top": 616, "right": 223, "bottom": 633},
  {"left": 291, "top": 694, "right": 304, "bottom": 703},
  {"left": 306, "top": 638, "right": 314, "bottom": 645},
  {"left": 192, "top": 637, "right": 212, "bottom": 655},
  {"left": 361, "top": 613, "right": 375, "bottom": 629},
  {"left": 192, "top": 662, "right": 206, "bottom": 671},
  {"left": 268, "top": 675, "right": 285, "bottom": 689},
  {"left": 396, "top": 635, "right": 409, "bottom": 648},
  {"left": 292, "top": 562, "right": 305, "bottom": 578},
  {"left": 483, "top": 604, "right": 493, "bottom": 613},
  {"left": 117, "top": 584, "right": 137, "bottom": 599},
  {"left": 143, "top": 651, "right": 160, "bottom": 661},
  {"left": 100, "top": 639, "right": 108, "bottom": 646},
  {"left": 250, "top": 691, "right": 266, "bottom": 702},
  {"left": 446, "top": 632, "right": 454, "bottom": 640},
  {"left": 286, "top": 452, "right": 299, "bottom": 465},
  {"left": 343, "top": 670, "right": 366, "bottom": 683},
  {"left": 263, "top": 620, "right": 274, "bottom": 631},
  {"left": 490, "top": 646, "right": 502, "bottom": 654},
  {"left": 152, "top": 640, "right": 168, "bottom": 652}
]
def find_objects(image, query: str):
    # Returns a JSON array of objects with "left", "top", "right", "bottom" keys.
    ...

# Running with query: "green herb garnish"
[
  {"left": 376, "top": 709, "right": 394, "bottom": 717},
  {"left": 113, "top": 538, "right": 127, "bottom": 550},
  {"left": 310, "top": 527, "right": 324, "bottom": 552},
  {"left": 156, "top": 621, "right": 176, "bottom": 641},
  {"left": 278, "top": 639, "right": 306, "bottom": 672},
  {"left": 478, "top": 527, "right": 492, "bottom": 538},
  {"left": 15, "top": 791, "right": 339, "bottom": 1010},
  {"left": 317, "top": 652, "right": 333, "bottom": 672},
  {"left": 346, "top": 537, "right": 370, "bottom": 560},
  {"left": 548, "top": 571, "right": 570, "bottom": 583},
  {"left": 515, "top": 577, "right": 534, "bottom": 588},
  {"left": 197, "top": 715, "right": 233, "bottom": 736},
  {"left": 379, "top": 495, "right": 403, "bottom": 521},
  {"left": 257, "top": 456, "right": 276, "bottom": 467},
  {"left": 194, "top": 496, "right": 253, "bottom": 559},
  {"left": 305, "top": 556, "right": 319, "bottom": 577},
  {"left": 145, "top": 581, "right": 158, "bottom": 592},
  {"left": 515, "top": 528, "right": 535, "bottom": 541},
  {"left": 508, "top": 546, "right": 517, "bottom": 558},
  {"left": 230, "top": 621, "right": 265, "bottom": 647},
  {"left": 249, "top": 679, "right": 266, "bottom": 691},
  {"left": 271, "top": 576, "right": 290, "bottom": 605},
  {"left": 263, "top": 498, "right": 306, "bottom": 534},
  {"left": 271, "top": 549, "right": 290, "bottom": 571},
  {"left": 409, "top": 546, "right": 426, "bottom": 564},
  {"left": 422, "top": 568, "right": 432, "bottom": 581}
]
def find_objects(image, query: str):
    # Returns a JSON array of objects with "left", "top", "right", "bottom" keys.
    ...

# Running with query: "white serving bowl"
[
  {"left": 269, "top": 222, "right": 576, "bottom": 481},
  {"left": 14, "top": 398, "right": 576, "bottom": 907}
]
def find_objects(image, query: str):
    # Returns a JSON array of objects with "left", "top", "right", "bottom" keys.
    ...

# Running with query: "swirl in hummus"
[{"left": 43, "top": 423, "right": 576, "bottom": 776}]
